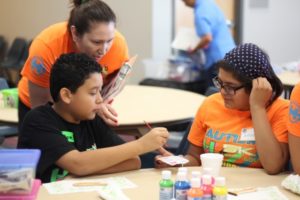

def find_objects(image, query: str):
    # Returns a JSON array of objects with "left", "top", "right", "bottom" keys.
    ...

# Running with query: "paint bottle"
[
  {"left": 160, "top": 170, "right": 174, "bottom": 200},
  {"left": 191, "top": 171, "right": 201, "bottom": 188},
  {"left": 213, "top": 177, "right": 227, "bottom": 200},
  {"left": 178, "top": 167, "right": 188, "bottom": 174},
  {"left": 202, "top": 168, "right": 215, "bottom": 185},
  {"left": 191, "top": 171, "right": 201, "bottom": 179},
  {"left": 201, "top": 175, "right": 213, "bottom": 200},
  {"left": 187, "top": 177, "right": 203, "bottom": 200},
  {"left": 175, "top": 171, "right": 190, "bottom": 200}
]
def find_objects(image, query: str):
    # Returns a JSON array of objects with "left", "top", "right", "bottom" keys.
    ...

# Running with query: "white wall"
[
  {"left": 104, "top": 0, "right": 172, "bottom": 84},
  {"left": 152, "top": 0, "right": 172, "bottom": 61},
  {"left": 103, "top": 0, "right": 152, "bottom": 84},
  {"left": 0, "top": 0, "right": 69, "bottom": 46},
  {"left": 241, "top": 0, "right": 300, "bottom": 65}
]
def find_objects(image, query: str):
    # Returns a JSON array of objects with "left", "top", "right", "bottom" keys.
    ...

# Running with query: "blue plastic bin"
[
  {"left": 0, "top": 149, "right": 41, "bottom": 194},
  {"left": 0, "top": 149, "right": 40, "bottom": 170}
]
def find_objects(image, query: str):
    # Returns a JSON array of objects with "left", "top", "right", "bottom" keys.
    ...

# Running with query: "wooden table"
[
  {"left": 277, "top": 71, "right": 300, "bottom": 98},
  {"left": 36, "top": 167, "right": 299, "bottom": 200},
  {"left": 0, "top": 107, "right": 18, "bottom": 124},
  {"left": 112, "top": 85, "right": 205, "bottom": 136},
  {"left": 0, "top": 85, "right": 205, "bottom": 136}
]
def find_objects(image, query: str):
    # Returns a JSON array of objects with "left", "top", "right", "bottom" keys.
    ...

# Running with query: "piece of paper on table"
[
  {"left": 228, "top": 186, "right": 288, "bottom": 200},
  {"left": 158, "top": 156, "right": 189, "bottom": 166},
  {"left": 43, "top": 177, "right": 136, "bottom": 195},
  {"left": 171, "top": 27, "right": 200, "bottom": 51},
  {"left": 98, "top": 183, "right": 129, "bottom": 200}
]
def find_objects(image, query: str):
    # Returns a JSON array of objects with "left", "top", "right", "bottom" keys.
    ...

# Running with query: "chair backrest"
[
  {"left": 5, "top": 38, "right": 27, "bottom": 65},
  {"left": 18, "top": 39, "right": 32, "bottom": 68},
  {"left": 0, "top": 77, "right": 9, "bottom": 90},
  {"left": 204, "top": 86, "right": 219, "bottom": 96},
  {"left": 175, "top": 121, "right": 193, "bottom": 155},
  {"left": 0, "top": 36, "right": 7, "bottom": 62}
]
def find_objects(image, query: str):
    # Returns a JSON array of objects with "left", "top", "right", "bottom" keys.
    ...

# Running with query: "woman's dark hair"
[
  {"left": 216, "top": 60, "right": 283, "bottom": 104},
  {"left": 50, "top": 53, "right": 102, "bottom": 102},
  {"left": 68, "top": 0, "right": 116, "bottom": 35}
]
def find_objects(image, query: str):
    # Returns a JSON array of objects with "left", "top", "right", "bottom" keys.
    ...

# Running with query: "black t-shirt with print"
[{"left": 17, "top": 103, "right": 124, "bottom": 183}]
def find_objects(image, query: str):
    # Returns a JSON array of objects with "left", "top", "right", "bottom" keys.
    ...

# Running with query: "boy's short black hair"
[{"left": 50, "top": 53, "right": 102, "bottom": 102}]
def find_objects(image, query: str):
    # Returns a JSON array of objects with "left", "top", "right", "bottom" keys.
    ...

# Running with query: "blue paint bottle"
[{"left": 175, "top": 171, "right": 190, "bottom": 200}]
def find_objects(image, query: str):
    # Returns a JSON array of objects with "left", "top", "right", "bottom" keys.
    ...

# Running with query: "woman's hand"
[{"left": 97, "top": 99, "right": 118, "bottom": 126}]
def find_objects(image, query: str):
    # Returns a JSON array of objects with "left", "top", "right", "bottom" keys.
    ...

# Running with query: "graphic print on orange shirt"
[
  {"left": 203, "top": 128, "right": 261, "bottom": 168},
  {"left": 289, "top": 100, "right": 300, "bottom": 124},
  {"left": 31, "top": 56, "right": 46, "bottom": 76}
]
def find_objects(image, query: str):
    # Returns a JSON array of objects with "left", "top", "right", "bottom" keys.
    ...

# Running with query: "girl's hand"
[{"left": 249, "top": 77, "right": 273, "bottom": 110}]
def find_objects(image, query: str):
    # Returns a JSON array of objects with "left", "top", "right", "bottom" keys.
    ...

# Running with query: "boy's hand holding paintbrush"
[{"left": 135, "top": 121, "right": 170, "bottom": 154}]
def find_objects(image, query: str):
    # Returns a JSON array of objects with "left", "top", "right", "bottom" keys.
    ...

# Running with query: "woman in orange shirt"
[
  {"left": 156, "top": 43, "right": 289, "bottom": 174},
  {"left": 18, "top": 0, "right": 129, "bottom": 128}
]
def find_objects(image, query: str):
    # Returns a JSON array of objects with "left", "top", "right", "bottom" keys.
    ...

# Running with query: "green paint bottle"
[{"left": 159, "top": 170, "right": 174, "bottom": 200}]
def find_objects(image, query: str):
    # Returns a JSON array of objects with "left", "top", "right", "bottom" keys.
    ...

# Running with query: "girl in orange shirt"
[{"left": 156, "top": 43, "right": 289, "bottom": 174}]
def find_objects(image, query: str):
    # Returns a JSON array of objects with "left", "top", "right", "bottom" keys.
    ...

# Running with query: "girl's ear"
[{"left": 60, "top": 88, "right": 72, "bottom": 104}]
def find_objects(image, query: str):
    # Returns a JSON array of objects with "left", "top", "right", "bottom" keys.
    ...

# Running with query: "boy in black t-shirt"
[{"left": 18, "top": 53, "right": 169, "bottom": 183}]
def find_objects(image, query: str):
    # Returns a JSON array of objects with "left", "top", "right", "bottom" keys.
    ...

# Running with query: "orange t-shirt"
[
  {"left": 288, "top": 83, "right": 300, "bottom": 137},
  {"left": 18, "top": 22, "right": 129, "bottom": 108},
  {"left": 188, "top": 93, "right": 289, "bottom": 168}
]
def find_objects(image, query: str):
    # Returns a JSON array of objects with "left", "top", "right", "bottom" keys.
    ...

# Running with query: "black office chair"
[
  {"left": 0, "top": 78, "right": 18, "bottom": 147},
  {"left": 0, "top": 124, "right": 18, "bottom": 144},
  {"left": 0, "top": 36, "right": 7, "bottom": 63},
  {"left": 166, "top": 120, "right": 193, "bottom": 155},
  {"left": 0, "top": 38, "right": 27, "bottom": 86},
  {"left": 1, "top": 38, "right": 27, "bottom": 68},
  {"left": 139, "top": 120, "right": 193, "bottom": 168},
  {"left": 139, "top": 78, "right": 207, "bottom": 95},
  {"left": 204, "top": 86, "right": 219, "bottom": 96},
  {"left": 0, "top": 77, "right": 9, "bottom": 89},
  {"left": 17, "top": 39, "right": 32, "bottom": 69}
]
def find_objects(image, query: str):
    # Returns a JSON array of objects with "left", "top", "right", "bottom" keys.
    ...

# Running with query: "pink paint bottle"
[
  {"left": 201, "top": 175, "right": 213, "bottom": 200},
  {"left": 202, "top": 168, "right": 215, "bottom": 185}
]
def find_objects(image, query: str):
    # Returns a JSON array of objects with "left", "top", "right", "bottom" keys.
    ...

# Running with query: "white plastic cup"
[{"left": 200, "top": 153, "right": 224, "bottom": 177}]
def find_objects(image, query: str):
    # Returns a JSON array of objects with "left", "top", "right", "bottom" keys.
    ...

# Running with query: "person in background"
[
  {"left": 287, "top": 84, "right": 300, "bottom": 174},
  {"left": 181, "top": 0, "right": 235, "bottom": 89},
  {"left": 18, "top": 0, "right": 129, "bottom": 129},
  {"left": 18, "top": 53, "right": 169, "bottom": 183},
  {"left": 156, "top": 43, "right": 289, "bottom": 175}
]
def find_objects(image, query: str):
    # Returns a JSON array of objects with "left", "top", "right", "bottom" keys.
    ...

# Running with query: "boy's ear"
[{"left": 59, "top": 88, "right": 72, "bottom": 104}]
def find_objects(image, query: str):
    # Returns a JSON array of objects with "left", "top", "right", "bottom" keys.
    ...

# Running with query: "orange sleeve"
[
  {"left": 270, "top": 99, "right": 289, "bottom": 143},
  {"left": 288, "top": 83, "right": 300, "bottom": 137},
  {"left": 188, "top": 99, "right": 208, "bottom": 147},
  {"left": 21, "top": 39, "right": 54, "bottom": 88}
]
